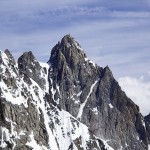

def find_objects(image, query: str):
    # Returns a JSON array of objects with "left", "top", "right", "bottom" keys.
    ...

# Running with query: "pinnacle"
[
  {"left": 50, "top": 35, "right": 86, "bottom": 62},
  {"left": 1, "top": 49, "right": 16, "bottom": 65},
  {"left": 61, "top": 34, "right": 74, "bottom": 44}
]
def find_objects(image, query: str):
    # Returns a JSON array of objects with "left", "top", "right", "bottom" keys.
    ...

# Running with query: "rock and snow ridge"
[
  {"left": 0, "top": 49, "right": 112, "bottom": 150},
  {"left": 0, "top": 35, "right": 150, "bottom": 150}
]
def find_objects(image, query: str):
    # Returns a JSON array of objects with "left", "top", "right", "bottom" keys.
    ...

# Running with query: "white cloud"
[{"left": 118, "top": 76, "right": 150, "bottom": 116}]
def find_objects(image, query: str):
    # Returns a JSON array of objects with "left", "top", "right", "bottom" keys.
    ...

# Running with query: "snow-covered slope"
[{"left": 0, "top": 49, "right": 113, "bottom": 150}]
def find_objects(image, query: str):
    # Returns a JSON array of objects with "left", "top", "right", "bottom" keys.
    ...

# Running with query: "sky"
[{"left": 0, "top": 0, "right": 150, "bottom": 115}]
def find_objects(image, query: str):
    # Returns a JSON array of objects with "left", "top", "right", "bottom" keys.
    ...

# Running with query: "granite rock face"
[{"left": 48, "top": 35, "right": 148, "bottom": 150}]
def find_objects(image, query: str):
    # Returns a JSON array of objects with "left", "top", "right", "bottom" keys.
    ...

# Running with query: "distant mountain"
[{"left": 0, "top": 35, "right": 149, "bottom": 150}]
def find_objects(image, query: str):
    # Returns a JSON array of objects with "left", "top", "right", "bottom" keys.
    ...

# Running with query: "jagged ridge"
[{"left": 0, "top": 49, "right": 112, "bottom": 150}]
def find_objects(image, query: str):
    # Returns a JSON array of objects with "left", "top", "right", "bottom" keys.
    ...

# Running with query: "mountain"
[{"left": 0, "top": 35, "right": 149, "bottom": 150}]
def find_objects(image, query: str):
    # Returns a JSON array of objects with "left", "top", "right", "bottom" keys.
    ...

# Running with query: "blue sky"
[{"left": 0, "top": 0, "right": 150, "bottom": 115}]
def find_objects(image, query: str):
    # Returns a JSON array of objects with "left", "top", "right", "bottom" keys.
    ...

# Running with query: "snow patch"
[
  {"left": 56, "top": 84, "right": 61, "bottom": 96},
  {"left": 1, "top": 51, "right": 9, "bottom": 64},
  {"left": 92, "top": 107, "right": 99, "bottom": 115},
  {"left": 0, "top": 118, "right": 23, "bottom": 149},
  {"left": 77, "top": 91, "right": 82, "bottom": 97},
  {"left": 84, "top": 57, "right": 88, "bottom": 61},
  {"left": 84, "top": 57, "right": 96, "bottom": 67},
  {"left": 89, "top": 60, "right": 96, "bottom": 67},
  {"left": 1, "top": 78, "right": 28, "bottom": 107},
  {"left": 77, "top": 79, "right": 99, "bottom": 119},
  {"left": 101, "top": 139, "right": 114, "bottom": 150},
  {"left": 125, "top": 142, "right": 129, "bottom": 147},
  {"left": 50, "top": 109, "right": 92, "bottom": 150},
  {"left": 74, "top": 40, "right": 83, "bottom": 51},
  {"left": 109, "top": 103, "right": 113, "bottom": 109},
  {"left": 142, "top": 119, "right": 146, "bottom": 128},
  {"left": 28, "top": 79, "right": 59, "bottom": 150},
  {"left": 0, "top": 127, "right": 10, "bottom": 148},
  {"left": 26, "top": 132, "right": 48, "bottom": 150}
]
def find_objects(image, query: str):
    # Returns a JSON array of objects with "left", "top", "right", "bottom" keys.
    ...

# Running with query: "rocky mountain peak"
[
  {"left": 18, "top": 51, "right": 48, "bottom": 90},
  {"left": 18, "top": 51, "right": 36, "bottom": 65},
  {"left": 61, "top": 34, "right": 75, "bottom": 45},
  {"left": 49, "top": 35, "right": 87, "bottom": 70},
  {"left": 4, "top": 49, "right": 16, "bottom": 65},
  {"left": 48, "top": 35, "right": 149, "bottom": 150},
  {"left": 0, "top": 49, "right": 16, "bottom": 66}
]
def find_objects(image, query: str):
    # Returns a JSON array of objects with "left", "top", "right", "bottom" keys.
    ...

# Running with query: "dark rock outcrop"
[{"left": 18, "top": 51, "right": 47, "bottom": 90}]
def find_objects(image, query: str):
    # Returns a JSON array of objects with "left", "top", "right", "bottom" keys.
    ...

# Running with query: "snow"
[
  {"left": 39, "top": 62, "right": 49, "bottom": 69},
  {"left": 52, "top": 110, "right": 75, "bottom": 149},
  {"left": 142, "top": 119, "right": 146, "bottom": 128},
  {"left": 73, "top": 40, "right": 83, "bottom": 51},
  {"left": 109, "top": 103, "right": 113, "bottom": 109},
  {"left": 101, "top": 139, "right": 114, "bottom": 150},
  {"left": 49, "top": 78, "right": 56, "bottom": 100},
  {"left": 19, "top": 131, "right": 26, "bottom": 136},
  {"left": 56, "top": 84, "right": 61, "bottom": 96},
  {"left": 27, "top": 79, "right": 59, "bottom": 150},
  {"left": 84, "top": 57, "right": 88, "bottom": 61},
  {"left": 89, "top": 60, "right": 96, "bottom": 67},
  {"left": 71, "top": 91, "right": 82, "bottom": 100},
  {"left": 92, "top": 107, "right": 99, "bottom": 115},
  {"left": 0, "top": 118, "right": 25, "bottom": 149},
  {"left": 84, "top": 57, "right": 96, "bottom": 67},
  {"left": 136, "top": 136, "right": 139, "bottom": 140},
  {"left": 1, "top": 79, "right": 28, "bottom": 107},
  {"left": 50, "top": 109, "right": 91, "bottom": 150},
  {"left": 77, "top": 91, "right": 82, "bottom": 97},
  {"left": 1, "top": 50, "right": 8, "bottom": 64},
  {"left": 67, "top": 42, "right": 71, "bottom": 48},
  {"left": 26, "top": 132, "right": 49, "bottom": 150},
  {"left": 0, "top": 127, "right": 10, "bottom": 148},
  {"left": 28, "top": 68, "right": 32, "bottom": 72},
  {"left": 125, "top": 142, "right": 129, "bottom": 148},
  {"left": 0, "top": 52, "right": 28, "bottom": 107},
  {"left": 70, "top": 91, "right": 82, "bottom": 104},
  {"left": 77, "top": 79, "right": 99, "bottom": 119}
]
